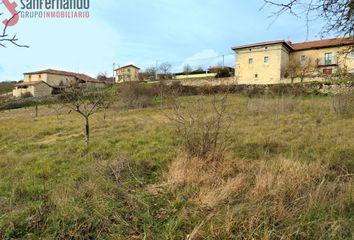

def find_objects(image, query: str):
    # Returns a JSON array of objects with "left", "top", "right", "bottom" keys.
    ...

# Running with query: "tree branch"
[{"left": 0, "top": 10, "right": 29, "bottom": 48}]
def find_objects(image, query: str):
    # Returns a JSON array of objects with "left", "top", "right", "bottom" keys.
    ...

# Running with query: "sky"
[{"left": 0, "top": 0, "right": 326, "bottom": 81}]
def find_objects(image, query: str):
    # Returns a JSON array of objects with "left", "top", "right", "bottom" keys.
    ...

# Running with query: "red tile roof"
[
  {"left": 289, "top": 38, "right": 354, "bottom": 51},
  {"left": 115, "top": 64, "right": 140, "bottom": 71},
  {"left": 232, "top": 38, "right": 354, "bottom": 52},
  {"left": 23, "top": 69, "right": 101, "bottom": 83}
]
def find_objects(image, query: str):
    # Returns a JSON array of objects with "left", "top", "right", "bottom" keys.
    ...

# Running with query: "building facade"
[
  {"left": 13, "top": 81, "right": 52, "bottom": 98},
  {"left": 13, "top": 69, "right": 105, "bottom": 98},
  {"left": 115, "top": 65, "right": 140, "bottom": 83},
  {"left": 232, "top": 38, "right": 354, "bottom": 84}
]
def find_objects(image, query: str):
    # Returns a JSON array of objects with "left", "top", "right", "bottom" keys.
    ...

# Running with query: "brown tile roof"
[
  {"left": 23, "top": 69, "right": 102, "bottom": 83},
  {"left": 232, "top": 38, "right": 354, "bottom": 52},
  {"left": 115, "top": 64, "right": 140, "bottom": 71},
  {"left": 15, "top": 81, "right": 51, "bottom": 87},
  {"left": 232, "top": 40, "right": 292, "bottom": 50},
  {"left": 289, "top": 38, "right": 354, "bottom": 51}
]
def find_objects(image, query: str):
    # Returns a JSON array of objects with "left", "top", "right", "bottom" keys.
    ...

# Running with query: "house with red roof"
[
  {"left": 232, "top": 38, "right": 354, "bottom": 84},
  {"left": 13, "top": 69, "right": 106, "bottom": 98}
]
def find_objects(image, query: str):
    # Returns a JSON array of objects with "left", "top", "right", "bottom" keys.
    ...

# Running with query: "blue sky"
[{"left": 0, "top": 0, "right": 324, "bottom": 81}]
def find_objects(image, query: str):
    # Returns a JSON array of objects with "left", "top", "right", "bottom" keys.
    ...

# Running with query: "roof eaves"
[{"left": 232, "top": 40, "right": 292, "bottom": 51}]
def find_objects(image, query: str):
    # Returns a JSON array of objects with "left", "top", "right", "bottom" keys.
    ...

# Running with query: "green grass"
[{"left": 0, "top": 94, "right": 353, "bottom": 239}]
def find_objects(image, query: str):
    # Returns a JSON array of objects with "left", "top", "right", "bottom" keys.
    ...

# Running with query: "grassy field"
[{"left": 0, "top": 93, "right": 353, "bottom": 239}]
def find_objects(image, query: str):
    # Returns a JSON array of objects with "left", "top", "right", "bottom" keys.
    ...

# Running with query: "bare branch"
[
  {"left": 0, "top": 10, "right": 29, "bottom": 48},
  {"left": 263, "top": 0, "right": 354, "bottom": 38},
  {"left": 59, "top": 81, "right": 110, "bottom": 144}
]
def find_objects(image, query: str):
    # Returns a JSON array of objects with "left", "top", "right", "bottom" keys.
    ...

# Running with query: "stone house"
[
  {"left": 232, "top": 38, "right": 354, "bottom": 84},
  {"left": 115, "top": 64, "right": 140, "bottom": 83},
  {"left": 13, "top": 69, "right": 106, "bottom": 98}
]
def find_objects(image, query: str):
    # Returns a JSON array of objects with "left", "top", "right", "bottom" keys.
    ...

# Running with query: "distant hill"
[{"left": 0, "top": 82, "right": 15, "bottom": 94}]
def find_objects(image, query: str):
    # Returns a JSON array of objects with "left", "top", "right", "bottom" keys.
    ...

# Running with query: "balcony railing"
[{"left": 316, "top": 56, "right": 338, "bottom": 66}]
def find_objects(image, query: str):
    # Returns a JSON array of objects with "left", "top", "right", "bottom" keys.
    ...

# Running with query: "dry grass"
[
  {"left": 167, "top": 154, "right": 353, "bottom": 238},
  {"left": 247, "top": 96, "right": 299, "bottom": 116},
  {"left": 331, "top": 92, "right": 354, "bottom": 118}
]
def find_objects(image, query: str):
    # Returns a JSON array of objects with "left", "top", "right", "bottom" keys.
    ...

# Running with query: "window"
[
  {"left": 351, "top": 51, "right": 354, "bottom": 59},
  {"left": 29, "top": 75, "right": 32, "bottom": 81},
  {"left": 300, "top": 55, "right": 306, "bottom": 64},
  {"left": 264, "top": 56, "right": 269, "bottom": 63},
  {"left": 324, "top": 52, "right": 333, "bottom": 65},
  {"left": 248, "top": 58, "right": 253, "bottom": 64},
  {"left": 255, "top": 74, "right": 258, "bottom": 78},
  {"left": 38, "top": 74, "right": 42, "bottom": 80},
  {"left": 323, "top": 68, "right": 333, "bottom": 75}
]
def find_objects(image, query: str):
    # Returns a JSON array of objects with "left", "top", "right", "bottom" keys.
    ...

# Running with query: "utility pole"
[
  {"left": 222, "top": 55, "right": 225, "bottom": 68},
  {"left": 113, "top": 63, "right": 116, "bottom": 82},
  {"left": 155, "top": 60, "right": 158, "bottom": 81}
]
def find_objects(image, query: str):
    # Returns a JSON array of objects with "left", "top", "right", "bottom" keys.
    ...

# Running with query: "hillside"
[
  {"left": 0, "top": 82, "right": 14, "bottom": 95},
  {"left": 0, "top": 93, "right": 353, "bottom": 239}
]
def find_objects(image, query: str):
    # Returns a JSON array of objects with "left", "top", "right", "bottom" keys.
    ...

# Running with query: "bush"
[
  {"left": 21, "top": 92, "right": 33, "bottom": 98},
  {"left": 168, "top": 93, "right": 230, "bottom": 160},
  {"left": 117, "top": 82, "right": 158, "bottom": 109}
]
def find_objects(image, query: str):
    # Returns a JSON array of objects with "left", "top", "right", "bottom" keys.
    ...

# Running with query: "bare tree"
[
  {"left": 0, "top": 9, "right": 28, "bottom": 48},
  {"left": 167, "top": 91, "right": 231, "bottom": 160},
  {"left": 138, "top": 67, "right": 157, "bottom": 81},
  {"left": 286, "top": 58, "right": 315, "bottom": 82},
  {"left": 60, "top": 82, "right": 107, "bottom": 145},
  {"left": 183, "top": 64, "right": 192, "bottom": 75},
  {"left": 285, "top": 61, "right": 300, "bottom": 83},
  {"left": 97, "top": 72, "right": 109, "bottom": 81},
  {"left": 298, "top": 59, "right": 315, "bottom": 82},
  {"left": 159, "top": 62, "right": 172, "bottom": 79},
  {"left": 263, "top": 0, "right": 354, "bottom": 38}
]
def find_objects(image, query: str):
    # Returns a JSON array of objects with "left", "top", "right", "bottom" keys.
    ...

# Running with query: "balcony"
[{"left": 316, "top": 56, "right": 338, "bottom": 67}]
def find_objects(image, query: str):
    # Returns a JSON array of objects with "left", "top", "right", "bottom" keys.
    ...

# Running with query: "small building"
[
  {"left": 13, "top": 69, "right": 106, "bottom": 98},
  {"left": 208, "top": 66, "right": 235, "bottom": 78},
  {"left": 232, "top": 38, "right": 354, "bottom": 84},
  {"left": 115, "top": 64, "right": 140, "bottom": 83},
  {"left": 174, "top": 69, "right": 217, "bottom": 80},
  {"left": 13, "top": 81, "right": 52, "bottom": 98}
]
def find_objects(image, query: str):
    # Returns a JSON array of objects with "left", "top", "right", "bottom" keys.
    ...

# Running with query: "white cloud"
[
  {"left": 177, "top": 49, "right": 235, "bottom": 71},
  {"left": 179, "top": 49, "right": 221, "bottom": 71}
]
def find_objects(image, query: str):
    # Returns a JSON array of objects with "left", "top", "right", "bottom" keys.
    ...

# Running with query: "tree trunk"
[
  {"left": 85, "top": 117, "right": 90, "bottom": 145},
  {"left": 35, "top": 105, "right": 38, "bottom": 117}
]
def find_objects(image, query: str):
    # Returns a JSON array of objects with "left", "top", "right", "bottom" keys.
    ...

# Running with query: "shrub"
[
  {"left": 21, "top": 92, "right": 33, "bottom": 98},
  {"left": 117, "top": 82, "right": 158, "bottom": 109},
  {"left": 168, "top": 93, "right": 230, "bottom": 160}
]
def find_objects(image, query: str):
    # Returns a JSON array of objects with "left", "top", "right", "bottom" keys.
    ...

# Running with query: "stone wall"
[
  {"left": 161, "top": 77, "right": 353, "bottom": 95},
  {"left": 165, "top": 77, "right": 238, "bottom": 86}
]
